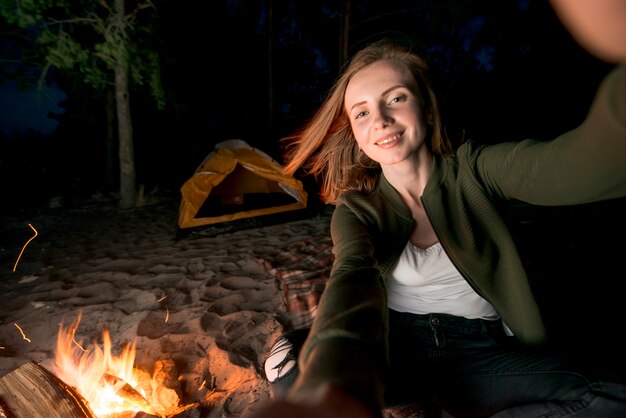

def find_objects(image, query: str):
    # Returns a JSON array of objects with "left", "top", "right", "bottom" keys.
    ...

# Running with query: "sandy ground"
[
  {"left": 2, "top": 192, "right": 626, "bottom": 418},
  {"left": 0, "top": 193, "right": 331, "bottom": 417}
]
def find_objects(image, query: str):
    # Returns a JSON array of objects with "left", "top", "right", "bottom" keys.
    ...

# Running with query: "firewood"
[
  {"left": 102, "top": 373, "right": 156, "bottom": 415},
  {"left": 0, "top": 361, "right": 96, "bottom": 418}
]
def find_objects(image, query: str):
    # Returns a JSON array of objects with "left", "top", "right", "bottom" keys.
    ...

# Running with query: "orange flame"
[{"left": 52, "top": 313, "right": 185, "bottom": 417}]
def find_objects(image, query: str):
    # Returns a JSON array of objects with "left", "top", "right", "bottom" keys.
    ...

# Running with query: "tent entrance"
[{"left": 197, "top": 163, "right": 299, "bottom": 218}]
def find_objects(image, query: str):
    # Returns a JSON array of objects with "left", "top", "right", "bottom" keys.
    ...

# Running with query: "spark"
[
  {"left": 165, "top": 306, "right": 169, "bottom": 323},
  {"left": 198, "top": 380, "right": 206, "bottom": 390},
  {"left": 156, "top": 295, "right": 167, "bottom": 303},
  {"left": 12, "top": 223, "right": 38, "bottom": 272},
  {"left": 14, "top": 323, "right": 31, "bottom": 343}
]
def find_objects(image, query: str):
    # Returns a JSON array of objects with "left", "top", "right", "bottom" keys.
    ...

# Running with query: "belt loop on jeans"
[{"left": 480, "top": 319, "right": 488, "bottom": 337}]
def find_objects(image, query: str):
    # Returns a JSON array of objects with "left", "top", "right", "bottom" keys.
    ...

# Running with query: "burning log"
[
  {"left": 102, "top": 373, "right": 156, "bottom": 415},
  {"left": 0, "top": 361, "right": 96, "bottom": 418}
]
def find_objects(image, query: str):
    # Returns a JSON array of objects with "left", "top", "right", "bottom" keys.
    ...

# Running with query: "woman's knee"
[{"left": 263, "top": 328, "right": 309, "bottom": 398}]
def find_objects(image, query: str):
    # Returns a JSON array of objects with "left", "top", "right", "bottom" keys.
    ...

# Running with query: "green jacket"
[{"left": 291, "top": 64, "right": 626, "bottom": 414}]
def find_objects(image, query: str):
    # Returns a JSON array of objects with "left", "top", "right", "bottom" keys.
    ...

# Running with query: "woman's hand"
[
  {"left": 549, "top": 0, "right": 626, "bottom": 63},
  {"left": 245, "top": 384, "right": 378, "bottom": 418}
]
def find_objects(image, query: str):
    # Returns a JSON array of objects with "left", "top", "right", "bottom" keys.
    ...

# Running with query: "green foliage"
[
  {"left": 132, "top": 48, "right": 165, "bottom": 108},
  {"left": 0, "top": 0, "right": 42, "bottom": 27},
  {"left": 0, "top": 0, "right": 164, "bottom": 106},
  {"left": 40, "top": 30, "right": 88, "bottom": 68}
]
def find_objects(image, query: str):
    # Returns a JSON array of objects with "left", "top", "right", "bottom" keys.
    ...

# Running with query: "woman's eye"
[
  {"left": 388, "top": 95, "right": 405, "bottom": 105},
  {"left": 355, "top": 111, "right": 368, "bottom": 119}
]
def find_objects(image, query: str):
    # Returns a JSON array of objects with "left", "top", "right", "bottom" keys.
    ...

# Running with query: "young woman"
[{"left": 250, "top": 2, "right": 626, "bottom": 417}]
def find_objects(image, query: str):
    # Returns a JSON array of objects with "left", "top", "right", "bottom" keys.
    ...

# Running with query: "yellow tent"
[{"left": 178, "top": 139, "right": 307, "bottom": 229}]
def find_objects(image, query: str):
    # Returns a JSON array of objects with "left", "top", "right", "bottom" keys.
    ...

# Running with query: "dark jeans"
[{"left": 266, "top": 310, "right": 626, "bottom": 417}]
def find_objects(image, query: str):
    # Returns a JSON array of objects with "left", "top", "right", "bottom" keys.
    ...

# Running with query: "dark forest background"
[{"left": 0, "top": 0, "right": 614, "bottom": 215}]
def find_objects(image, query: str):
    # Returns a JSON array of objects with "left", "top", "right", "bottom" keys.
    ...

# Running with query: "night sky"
[{"left": 0, "top": 81, "right": 65, "bottom": 135}]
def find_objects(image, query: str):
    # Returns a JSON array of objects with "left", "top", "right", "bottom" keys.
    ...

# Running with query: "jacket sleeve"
[
  {"left": 476, "top": 64, "right": 626, "bottom": 205},
  {"left": 288, "top": 202, "right": 389, "bottom": 416}
]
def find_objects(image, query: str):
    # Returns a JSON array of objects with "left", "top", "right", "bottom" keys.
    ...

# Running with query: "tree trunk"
[
  {"left": 267, "top": 0, "right": 274, "bottom": 139},
  {"left": 339, "top": 0, "right": 351, "bottom": 68},
  {"left": 116, "top": 63, "right": 137, "bottom": 208},
  {"left": 105, "top": 88, "right": 116, "bottom": 192},
  {"left": 114, "top": 0, "right": 137, "bottom": 209}
]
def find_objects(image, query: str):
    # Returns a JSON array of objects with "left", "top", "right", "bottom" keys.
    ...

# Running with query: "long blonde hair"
[{"left": 283, "top": 39, "right": 452, "bottom": 204}]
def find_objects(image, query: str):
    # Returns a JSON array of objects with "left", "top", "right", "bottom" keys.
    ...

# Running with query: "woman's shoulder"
[
  {"left": 336, "top": 175, "right": 412, "bottom": 224},
  {"left": 332, "top": 191, "right": 384, "bottom": 238},
  {"left": 431, "top": 140, "right": 491, "bottom": 176},
  {"left": 454, "top": 140, "right": 491, "bottom": 158},
  {"left": 336, "top": 184, "right": 384, "bottom": 212},
  {"left": 452, "top": 140, "right": 522, "bottom": 169},
  {"left": 337, "top": 175, "right": 407, "bottom": 206}
]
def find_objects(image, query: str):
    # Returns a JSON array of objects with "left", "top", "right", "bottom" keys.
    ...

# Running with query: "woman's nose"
[{"left": 373, "top": 108, "right": 393, "bottom": 128}]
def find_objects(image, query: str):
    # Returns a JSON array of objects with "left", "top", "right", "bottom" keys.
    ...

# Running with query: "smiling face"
[{"left": 344, "top": 59, "right": 431, "bottom": 169}]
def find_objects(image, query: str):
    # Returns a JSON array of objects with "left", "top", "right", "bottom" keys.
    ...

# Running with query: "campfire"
[{"left": 0, "top": 313, "right": 196, "bottom": 418}]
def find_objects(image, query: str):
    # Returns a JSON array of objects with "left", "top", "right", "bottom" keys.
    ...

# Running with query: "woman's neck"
[{"left": 382, "top": 150, "right": 432, "bottom": 203}]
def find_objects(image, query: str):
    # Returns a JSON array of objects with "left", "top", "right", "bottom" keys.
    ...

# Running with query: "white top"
[{"left": 387, "top": 241, "right": 500, "bottom": 320}]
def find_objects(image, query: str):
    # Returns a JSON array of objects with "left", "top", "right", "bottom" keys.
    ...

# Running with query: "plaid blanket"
[{"left": 263, "top": 234, "right": 333, "bottom": 329}]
